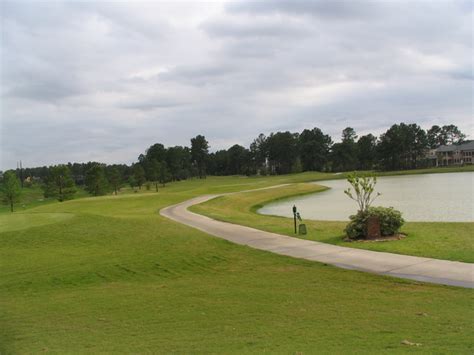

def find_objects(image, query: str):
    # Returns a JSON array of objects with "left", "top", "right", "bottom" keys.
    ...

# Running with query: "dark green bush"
[{"left": 345, "top": 206, "right": 404, "bottom": 239}]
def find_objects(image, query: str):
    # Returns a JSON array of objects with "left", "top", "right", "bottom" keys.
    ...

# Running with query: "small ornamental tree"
[
  {"left": 1, "top": 171, "right": 21, "bottom": 212},
  {"left": 344, "top": 172, "right": 404, "bottom": 239},
  {"left": 344, "top": 173, "right": 381, "bottom": 213},
  {"left": 43, "top": 165, "right": 76, "bottom": 202}
]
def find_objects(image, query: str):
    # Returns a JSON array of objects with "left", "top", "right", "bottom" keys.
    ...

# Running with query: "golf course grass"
[
  {"left": 1, "top": 172, "right": 473, "bottom": 353},
  {"left": 191, "top": 183, "right": 474, "bottom": 263}
]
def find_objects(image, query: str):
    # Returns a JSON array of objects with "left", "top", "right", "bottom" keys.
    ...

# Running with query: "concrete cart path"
[{"left": 160, "top": 194, "right": 474, "bottom": 288}]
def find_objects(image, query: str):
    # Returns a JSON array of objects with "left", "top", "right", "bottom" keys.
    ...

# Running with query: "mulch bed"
[{"left": 343, "top": 234, "right": 406, "bottom": 243}]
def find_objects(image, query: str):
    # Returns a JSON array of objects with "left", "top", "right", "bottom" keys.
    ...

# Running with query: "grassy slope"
[
  {"left": 191, "top": 183, "right": 474, "bottom": 263},
  {"left": 5, "top": 165, "right": 472, "bottom": 214},
  {"left": 1, "top": 173, "right": 473, "bottom": 353},
  {"left": 0, "top": 184, "right": 90, "bottom": 214}
]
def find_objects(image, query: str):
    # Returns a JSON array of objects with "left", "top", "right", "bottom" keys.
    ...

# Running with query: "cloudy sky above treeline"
[{"left": 1, "top": 0, "right": 472, "bottom": 169}]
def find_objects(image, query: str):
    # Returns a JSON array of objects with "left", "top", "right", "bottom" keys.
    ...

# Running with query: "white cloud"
[{"left": 1, "top": 0, "right": 472, "bottom": 169}]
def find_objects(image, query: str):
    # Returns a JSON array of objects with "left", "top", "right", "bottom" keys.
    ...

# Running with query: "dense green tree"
[
  {"left": 342, "top": 127, "right": 358, "bottom": 143},
  {"left": 128, "top": 175, "right": 137, "bottom": 191},
  {"left": 377, "top": 123, "right": 428, "bottom": 170},
  {"left": 427, "top": 125, "right": 442, "bottom": 149},
  {"left": 266, "top": 131, "right": 299, "bottom": 174},
  {"left": 43, "top": 165, "right": 76, "bottom": 201},
  {"left": 1, "top": 171, "right": 21, "bottom": 212},
  {"left": 331, "top": 127, "right": 359, "bottom": 172},
  {"left": 85, "top": 164, "right": 109, "bottom": 196},
  {"left": 165, "top": 146, "right": 191, "bottom": 181},
  {"left": 209, "top": 150, "right": 229, "bottom": 175},
  {"left": 249, "top": 133, "right": 267, "bottom": 175},
  {"left": 191, "top": 135, "right": 209, "bottom": 178},
  {"left": 145, "top": 143, "right": 167, "bottom": 163},
  {"left": 357, "top": 134, "right": 377, "bottom": 170},
  {"left": 148, "top": 160, "right": 161, "bottom": 192},
  {"left": 299, "top": 127, "right": 332, "bottom": 171},
  {"left": 428, "top": 124, "right": 466, "bottom": 148},
  {"left": 133, "top": 164, "right": 146, "bottom": 189},
  {"left": 227, "top": 144, "right": 250, "bottom": 175},
  {"left": 107, "top": 167, "right": 122, "bottom": 195},
  {"left": 159, "top": 161, "right": 172, "bottom": 187},
  {"left": 408, "top": 124, "right": 429, "bottom": 168}
]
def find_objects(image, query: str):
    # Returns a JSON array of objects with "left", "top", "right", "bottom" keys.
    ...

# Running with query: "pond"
[{"left": 258, "top": 172, "right": 474, "bottom": 222}]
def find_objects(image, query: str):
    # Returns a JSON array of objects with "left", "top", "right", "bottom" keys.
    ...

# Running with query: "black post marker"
[{"left": 292, "top": 205, "right": 297, "bottom": 234}]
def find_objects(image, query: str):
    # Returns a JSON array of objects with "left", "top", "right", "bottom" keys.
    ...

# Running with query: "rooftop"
[{"left": 436, "top": 141, "right": 474, "bottom": 152}]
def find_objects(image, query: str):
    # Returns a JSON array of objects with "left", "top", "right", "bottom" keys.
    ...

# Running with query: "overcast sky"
[{"left": 1, "top": 0, "right": 472, "bottom": 170}]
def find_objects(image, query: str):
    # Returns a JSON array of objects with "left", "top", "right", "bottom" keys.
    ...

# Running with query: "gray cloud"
[
  {"left": 1, "top": 0, "right": 472, "bottom": 170},
  {"left": 226, "top": 0, "right": 379, "bottom": 19}
]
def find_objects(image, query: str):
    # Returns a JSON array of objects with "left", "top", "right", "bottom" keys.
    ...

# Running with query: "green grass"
[
  {"left": 0, "top": 184, "right": 90, "bottom": 214},
  {"left": 5, "top": 165, "right": 472, "bottom": 214},
  {"left": 192, "top": 183, "right": 474, "bottom": 263},
  {"left": 1, "top": 173, "right": 473, "bottom": 353}
]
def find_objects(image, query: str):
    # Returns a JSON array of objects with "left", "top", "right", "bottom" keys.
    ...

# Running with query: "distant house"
[{"left": 432, "top": 141, "right": 474, "bottom": 166}]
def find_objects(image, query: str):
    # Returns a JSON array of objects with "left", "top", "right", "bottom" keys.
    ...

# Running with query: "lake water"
[{"left": 258, "top": 172, "right": 474, "bottom": 222}]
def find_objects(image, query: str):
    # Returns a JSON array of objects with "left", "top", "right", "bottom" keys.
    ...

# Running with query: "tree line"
[
  {"left": 207, "top": 123, "right": 466, "bottom": 175},
  {"left": 1, "top": 123, "right": 467, "bottom": 210}
]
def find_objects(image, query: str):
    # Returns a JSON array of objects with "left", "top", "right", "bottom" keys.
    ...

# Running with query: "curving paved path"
[{"left": 160, "top": 194, "right": 474, "bottom": 288}]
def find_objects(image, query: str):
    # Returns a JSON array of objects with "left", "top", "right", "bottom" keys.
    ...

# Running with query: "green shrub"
[{"left": 345, "top": 206, "right": 404, "bottom": 239}]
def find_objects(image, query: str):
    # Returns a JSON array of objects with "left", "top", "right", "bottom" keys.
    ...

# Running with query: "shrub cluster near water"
[
  {"left": 345, "top": 207, "right": 405, "bottom": 239},
  {"left": 344, "top": 172, "right": 405, "bottom": 239}
]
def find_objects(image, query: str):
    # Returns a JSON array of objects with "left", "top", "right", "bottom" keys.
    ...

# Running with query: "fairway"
[{"left": 1, "top": 174, "right": 473, "bottom": 353}]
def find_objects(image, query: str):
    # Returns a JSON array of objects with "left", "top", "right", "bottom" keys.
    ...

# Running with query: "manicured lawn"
[
  {"left": 5, "top": 165, "right": 472, "bottom": 215},
  {"left": 1, "top": 173, "right": 473, "bottom": 353},
  {"left": 0, "top": 183, "right": 90, "bottom": 214},
  {"left": 192, "top": 183, "right": 474, "bottom": 263}
]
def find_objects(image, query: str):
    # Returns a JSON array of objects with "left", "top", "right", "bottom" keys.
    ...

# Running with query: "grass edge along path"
[{"left": 190, "top": 182, "right": 474, "bottom": 263}]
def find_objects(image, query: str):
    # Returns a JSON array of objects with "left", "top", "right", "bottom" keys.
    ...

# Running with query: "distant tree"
[
  {"left": 249, "top": 133, "right": 268, "bottom": 175},
  {"left": 85, "top": 164, "right": 109, "bottom": 196},
  {"left": 377, "top": 123, "right": 428, "bottom": 170},
  {"left": 1, "top": 171, "right": 21, "bottom": 212},
  {"left": 331, "top": 127, "right": 358, "bottom": 172},
  {"left": 165, "top": 146, "right": 191, "bottom": 181},
  {"left": 440, "top": 125, "right": 466, "bottom": 145},
  {"left": 408, "top": 124, "right": 429, "bottom": 168},
  {"left": 133, "top": 164, "right": 146, "bottom": 190},
  {"left": 427, "top": 125, "right": 442, "bottom": 149},
  {"left": 227, "top": 144, "right": 250, "bottom": 175},
  {"left": 299, "top": 127, "right": 332, "bottom": 171},
  {"left": 159, "top": 161, "right": 172, "bottom": 187},
  {"left": 191, "top": 135, "right": 209, "bottom": 178},
  {"left": 145, "top": 143, "right": 167, "bottom": 163},
  {"left": 357, "top": 134, "right": 377, "bottom": 170},
  {"left": 128, "top": 175, "right": 137, "bottom": 191},
  {"left": 342, "top": 127, "right": 357, "bottom": 143},
  {"left": 107, "top": 167, "right": 122, "bottom": 195},
  {"left": 148, "top": 160, "right": 161, "bottom": 192},
  {"left": 43, "top": 165, "right": 76, "bottom": 201},
  {"left": 209, "top": 150, "right": 229, "bottom": 175},
  {"left": 427, "top": 124, "right": 466, "bottom": 148},
  {"left": 266, "top": 131, "right": 299, "bottom": 174}
]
